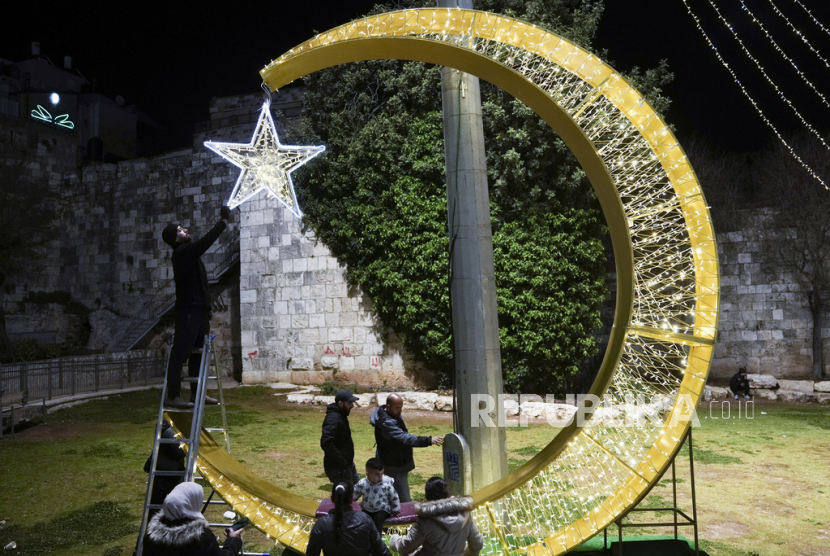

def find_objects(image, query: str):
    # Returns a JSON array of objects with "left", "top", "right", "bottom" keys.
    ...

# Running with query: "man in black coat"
[
  {"left": 370, "top": 393, "right": 443, "bottom": 502},
  {"left": 730, "top": 367, "right": 751, "bottom": 400},
  {"left": 161, "top": 206, "right": 230, "bottom": 409},
  {"left": 321, "top": 389, "right": 361, "bottom": 484}
]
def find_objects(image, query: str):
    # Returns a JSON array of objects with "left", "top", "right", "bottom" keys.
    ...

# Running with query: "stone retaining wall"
[
  {"left": 711, "top": 208, "right": 829, "bottom": 380},
  {"left": 704, "top": 373, "right": 830, "bottom": 403}
]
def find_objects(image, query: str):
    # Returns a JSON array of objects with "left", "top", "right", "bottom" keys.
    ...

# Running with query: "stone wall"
[
  {"left": 711, "top": 208, "right": 829, "bottom": 380},
  {"left": 5, "top": 109, "right": 828, "bottom": 386},
  {"left": 0, "top": 116, "right": 77, "bottom": 299},
  {"left": 237, "top": 194, "right": 433, "bottom": 388}
]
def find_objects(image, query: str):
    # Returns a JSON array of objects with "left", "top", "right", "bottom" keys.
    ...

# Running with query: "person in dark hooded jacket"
[
  {"left": 306, "top": 482, "right": 393, "bottom": 556},
  {"left": 729, "top": 367, "right": 750, "bottom": 399},
  {"left": 370, "top": 393, "right": 443, "bottom": 502},
  {"left": 321, "top": 389, "right": 360, "bottom": 484},
  {"left": 142, "top": 482, "right": 242, "bottom": 556},
  {"left": 390, "top": 477, "right": 483, "bottom": 556}
]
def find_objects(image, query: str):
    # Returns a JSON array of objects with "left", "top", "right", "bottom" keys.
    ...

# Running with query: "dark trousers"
[
  {"left": 325, "top": 463, "right": 360, "bottom": 486},
  {"left": 365, "top": 510, "right": 389, "bottom": 534},
  {"left": 166, "top": 308, "right": 209, "bottom": 399},
  {"left": 386, "top": 468, "right": 411, "bottom": 502}
]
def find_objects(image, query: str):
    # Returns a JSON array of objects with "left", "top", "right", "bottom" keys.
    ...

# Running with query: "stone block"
[
  {"left": 286, "top": 392, "right": 315, "bottom": 404},
  {"left": 399, "top": 392, "right": 439, "bottom": 411},
  {"left": 329, "top": 328, "right": 353, "bottom": 342},
  {"left": 703, "top": 386, "right": 729, "bottom": 401},
  {"left": 501, "top": 399, "right": 519, "bottom": 417},
  {"left": 290, "top": 371, "right": 332, "bottom": 385},
  {"left": 289, "top": 358, "right": 313, "bottom": 371},
  {"left": 354, "top": 393, "right": 377, "bottom": 408},
  {"left": 299, "top": 329, "right": 319, "bottom": 345},
  {"left": 777, "top": 380, "right": 814, "bottom": 393},
  {"left": 753, "top": 388, "right": 777, "bottom": 400},
  {"left": 435, "top": 395, "right": 454, "bottom": 412},
  {"left": 339, "top": 356, "right": 356, "bottom": 371},
  {"left": 747, "top": 374, "right": 777, "bottom": 389},
  {"left": 814, "top": 381, "right": 830, "bottom": 393},
  {"left": 312, "top": 395, "right": 335, "bottom": 405},
  {"left": 291, "top": 314, "right": 309, "bottom": 328},
  {"left": 777, "top": 390, "right": 816, "bottom": 403},
  {"left": 816, "top": 393, "right": 830, "bottom": 404},
  {"left": 519, "top": 401, "right": 548, "bottom": 419},
  {"left": 320, "top": 355, "right": 339, "bottom": 369}
]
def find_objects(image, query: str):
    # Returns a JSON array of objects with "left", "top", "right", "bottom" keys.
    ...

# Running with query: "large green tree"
[{"left": 287, "top": 0, "right": 672, "bottom": 392}]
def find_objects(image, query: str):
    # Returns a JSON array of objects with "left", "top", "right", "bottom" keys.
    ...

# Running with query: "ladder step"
[
  {"left": 205, "top": 500, "right": 228, "bottom": 505},
  {"left": 153, "top": 470, "right": 186, "bottom": 477},
  {"left": 209, "top": 522, "right": 236, "bottom": 528},
  {"left": 148, "top": 504, "right": 163, "bottom": 510},
  {"left": 205, "top": 428, "right": 227, "bottom": 432},
  {"left": 158, "top": 438, "right": 189, "bottom": 444}
]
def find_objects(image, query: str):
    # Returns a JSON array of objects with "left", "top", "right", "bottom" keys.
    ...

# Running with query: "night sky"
[{"left": 5, "top": 1, "right": 830, "bottom": 155}]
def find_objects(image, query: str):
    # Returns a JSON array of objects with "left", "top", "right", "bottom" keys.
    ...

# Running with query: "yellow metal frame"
[{"left": 183, "top": 9, "right": 719, "bottom": 555}]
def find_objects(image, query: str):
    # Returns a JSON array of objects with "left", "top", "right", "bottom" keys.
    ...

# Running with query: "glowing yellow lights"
[
  {"left": 204, "top": 103, "right": 325, "bottom": 216},
  {"left": 174, "top": 8, "right": 723, "bottom": 555}
]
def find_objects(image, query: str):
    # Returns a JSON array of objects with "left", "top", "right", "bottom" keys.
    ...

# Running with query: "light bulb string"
[
  {"left": 770, "top": 0, "right": 830, "bottom": 66},
  {"left": 738, "top": 0, "right": 830, "bottom": 109},
  {"left": 703, "top": 0, "right": 830, "bottom": 153},
  {"left": 678, "top": 0, "right": 827, "bottom": 189}
]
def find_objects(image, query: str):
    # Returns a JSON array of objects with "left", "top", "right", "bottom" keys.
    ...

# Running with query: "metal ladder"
[{"left": 136, "top": 334, "right": 244, "bottom": 555}]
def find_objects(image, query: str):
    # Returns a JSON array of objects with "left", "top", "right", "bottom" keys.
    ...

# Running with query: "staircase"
[{"left": 110, "top": 229, "right": 240, "bottom": 352}]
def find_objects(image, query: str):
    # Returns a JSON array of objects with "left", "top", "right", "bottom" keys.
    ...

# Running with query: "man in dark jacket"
[
  {"left": 371, "top": 393, "right": 443, "bottom": 502},
  {"left": 161, "top": 206, "right": 230, "bottom": 409},
  {"left": 321, "top": 389, "right": 360, "bottom": 484},
  {"left": 730, "top": 367, "right": 750, "bottom": 399}
]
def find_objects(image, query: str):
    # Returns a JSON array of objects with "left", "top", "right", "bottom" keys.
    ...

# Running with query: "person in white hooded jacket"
[
  {"left": 390, "top": 477, "right": 484, "bottom": 556},
  {"left": 142, "top": 482, "right": 242, "bottom": 556}
]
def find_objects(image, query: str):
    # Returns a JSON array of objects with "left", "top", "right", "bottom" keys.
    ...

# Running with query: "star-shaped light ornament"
[{"left": 205, "top": 102, "right": 325, "bottom": 217}]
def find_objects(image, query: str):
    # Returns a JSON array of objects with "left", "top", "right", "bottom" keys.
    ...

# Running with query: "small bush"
[
  {"left": 319, "top": 381, "right": 363, "bottom": 396},
  {"left": 8, "top": 338, "right": 63, "bottom": 361}
]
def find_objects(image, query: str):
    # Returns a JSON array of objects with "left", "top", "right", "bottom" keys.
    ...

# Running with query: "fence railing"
[{"left": 0, "top": 350, "right": 165, "bottom": 407}]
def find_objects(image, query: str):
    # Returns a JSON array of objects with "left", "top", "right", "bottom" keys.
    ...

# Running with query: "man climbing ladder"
[{"left": 161, "top": 206, "right": 232, "bottom": 409}]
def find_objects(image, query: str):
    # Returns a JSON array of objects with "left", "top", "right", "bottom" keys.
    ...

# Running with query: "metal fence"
[{"left": 0, "top": 351, "right": 165, "bottom": 407}]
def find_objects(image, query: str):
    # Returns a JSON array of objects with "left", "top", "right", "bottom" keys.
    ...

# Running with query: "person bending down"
[
  {"left": 390, "top": 477, "right": 483, "bottom": 556},
  {"left": 306, "top": 482, "right": 392, "bottom": 556},
  {"left": 143, "top": 482, "right": 242, "bottom": 556},
  {"left": 354, "top": 457, "right": 401, "bottom": 533},
  {"left": 730, "top": 367, "right": 751, "bottom": 400}
]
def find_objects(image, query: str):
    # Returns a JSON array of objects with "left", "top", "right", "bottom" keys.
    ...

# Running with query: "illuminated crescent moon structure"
[{"left": 171, "top": 8, "right": 720, "bottom": 555}]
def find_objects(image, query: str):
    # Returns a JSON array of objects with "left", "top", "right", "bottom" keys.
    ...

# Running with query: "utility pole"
[{"left": 438, "top": 0, "right": 507, "bottom": 493}]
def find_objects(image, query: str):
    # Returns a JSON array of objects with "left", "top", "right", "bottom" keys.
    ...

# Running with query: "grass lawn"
[{"left": 1, "top": 386, "right": 828, "bottom": 555}]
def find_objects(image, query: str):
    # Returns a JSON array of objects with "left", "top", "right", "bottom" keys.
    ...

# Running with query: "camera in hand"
[{"left": 231, "top": 517, "right": 251, "bottom": 531}]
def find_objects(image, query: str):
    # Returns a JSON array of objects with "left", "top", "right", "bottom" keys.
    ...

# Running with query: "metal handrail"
[{"left": 110, "top": 229, "right": 239, "bottom": 352}]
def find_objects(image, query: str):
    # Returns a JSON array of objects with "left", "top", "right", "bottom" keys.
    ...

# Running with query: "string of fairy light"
[
  {"left": 258, "top": 10, "right": 718, "bottom": 555},
  {"left": 702, "top": 0, "right": 830, "bottom": 152},
  {"left": 678, "top": 0, "right": 828, "bottom": 189},
  {"left": 773, "top": 0, "right": 830, "bottom": 66},
  {"left": 738, "top": 0, "right": 829, "bottom": 108}
]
